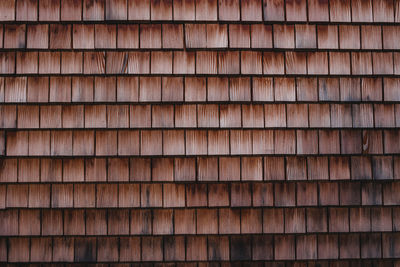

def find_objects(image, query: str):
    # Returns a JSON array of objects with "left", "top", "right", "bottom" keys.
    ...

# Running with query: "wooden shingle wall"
[{"left": 1, "top": 0, "right": 400, "bottom": 265}]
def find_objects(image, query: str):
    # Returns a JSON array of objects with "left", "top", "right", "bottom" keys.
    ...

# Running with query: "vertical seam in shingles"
[
  {"left": 27, "top": 233, "right": 31, "bottom": 262},
  {"left": 238, "top": 0, "right": 242, "bottom": 21},
  {"left": 105, "top": 206, "right": 110, "bottom": 237},
  {"left": 283, "top": 0, "right": 287, "bottom": 21},
  {"left": 81, "top": 0, "right": 84, "bottom": 22},
  {"left": 23, "top": 23, "right": 28, "bottom": 50},
  {"left": 392, "top": 0, "right": 397, "bottom": 23},
  {"left": 125, "top": 0, "right": 129, "bottom": 21},
  {"left": 379, "top": 230, "right": 384, "bottom": 259},
  {"left": 391, "top": 51, "right": 396, "bottom": 77},
  {"left": 379, "top": 24, "right": 385, "bottom": 52},
  {"left": 271, "top": 24, "right": 275, "bottom": 50},
  {"left": 372, "top": 100, "right": 376, "bottom": 129},
  {"left": 72, "top": 183, "right": 76, "bottom": 211},
  {"left": 178, "top": 76, "right": 185, "bottom": 106},
  {"left": 337, "top": 222, "right": 341, "bottom": 259},
  {"left": 355, "top": 210, "right": 361, "bottom": 257},
  {"left": 305, "top": 51, "right": 309, "bottom": 76},
  {"left": 1, "top": 24, "right": 4, "bottom": 48},
  {"left": 94, "top": 235, "right": 98, "bottom": 263},
  {"left": 228, "top": 231, "right": 232, "bottom": 261},
  {"left": 13, "top": 0, "right": 16, "bottom": 22},
  {"left": 12, "top": 51, "right": 17, "bottom": 75},
  {"left": 58, "top": 0, "right": 62, "bottom": 21},
  {"left": 216, "top": 0, "right": 220, "bottom": 21},
  {"left": 327, "top": 0, "right": 331, "bottom": 22},
  {"left": 116, "top": 178, "right": 120, "bottom": 208},
  {"left": 171, "top": 0, "right": 175, "bottom": 21},
  {"left": 138, "top": 235, "right": 143, "bottom": 261},
  {"left": 305, "top": 0, "right": 309, "bottom": 22},
  {"left": 60, "top": 203, "right": 65, "bottom": 236},
  {"left": 371, "top": 0, "right": 376, "bottom": 22},
  {"left": 349, "top": 0, "right": 354, "bottom": 22},
  {"left": 104, "top": 0, "right": 107, "bottom": 21}
]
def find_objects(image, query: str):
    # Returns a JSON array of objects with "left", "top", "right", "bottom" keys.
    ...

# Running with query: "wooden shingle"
[
  {"left": 330, "top": 0, "right": 351, "bottom": 21},
  {"left": 128, "top": 0, "right": 150, "bottom": 20},
  {"left": 0, "top": 52, "right": 15, "bottom": 74},
  {"left": 73, "top": 24, "right": 95, "bottom": 49},
  {"left": 84, "top": 52, "right": 106, "bottom": 74},
  {"left": 308, "top": 0, "right": 329, "bottom": 21},
  {"left": 263, "top": 0, "right": 284, "bottom": 21},
  {"left": 39, "top": 0, "right": 60, "bottom": 21},
  {"left": 140, "top": 24, "right": 161, "bottom": 48},
  {"left": 173, "top": 0, "right": 195, "bottom": 20},
  {"left": 374, "top": 0, "right": 394, "bottom": 22},
  {"left": 16, "top": 52, "right": 37, "bottom": 74},
  {"left": 229, "top": 24, "right": 250, "bottom": 48},
  {"left": 352, "top": 0, "right": 373, "bottom": 22},
  {"left": 0, "top": 0, "right": 15, "bottom": 21},
  {"left": 140, "top": 77, "right": 161, "bottom": 102},
  {"left": 106, "top": 0, "right": 127, "bottom": 20},
  {"left": 95, "top": 24, "right": 116, "bottom": 49},
  {"left": 27, "top": 25, "right": 48, "bottom": 48},
  {"left": 61, "top": 0, "right": 82, "bottom": 21},
  {"left": 207, "top": 24, "right": 228, "bottom": 48},
  {"left": 286, "top": 0, "right": 306, "bottom": 21},
  {"left": 38, "top": 52, "right": 59, "bottom": 74},
  {"left": 263, "top": 52, "right": 284, "bottom": 75},
  {"left": 361, "top": 25, "right": 382, "bottom": 49},
  {"left": 83, "top": 0, "right": 105, "bottom": 20},
  {"left": 218, "top": 0, "right": 239, "bottom": 20},
  {"left": 274, "top": 24, "right": 294, "bottom": 48},
  {"left": 251, "top": 24, "right": 272, "bottom": 48},
  {"left": 241, "top": 0, "right": 262, "bottom": 21},
  {"left": 173, "top": 51, "right": 195, "bottom": 74},
  {"left": 50, "top": 24, "right": 71, "bottom": 49}
]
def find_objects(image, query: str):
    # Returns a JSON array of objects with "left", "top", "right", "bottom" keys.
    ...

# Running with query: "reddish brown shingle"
[
  {"left": 61, "top": 0, "right": 82, "bottom": 21},
  {"left": 27, "top": 25, "right": 48, "bottom": 48},
  {"left": 0, "top": 0, "right": 15, "bottom": 21},
  {"left": 50, "top": 24, "right": 71, "bottom": 49},
  {"left": 73, "top": 24, "right": 95, "bottom": 49},
  {"left": 83, "top": 0, "right": 104, "bottom": 20},
  {"left": 4, "top": 25, "right": 25, "bottom": 49}
]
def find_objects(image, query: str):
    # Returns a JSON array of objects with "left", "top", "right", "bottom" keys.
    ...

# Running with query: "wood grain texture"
[{"left": 1, "top": 1, "right": 400, "bottom": 265}]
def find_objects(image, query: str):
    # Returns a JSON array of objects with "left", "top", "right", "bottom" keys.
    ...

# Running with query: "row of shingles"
[
  {"left": 4, "top": 23, "right": 400, "bottom": 50},
  {"left": 0, "top": 155, "right": 398, "bottom": 183},
  {"left": 2, "top": 77, "right": 399, "bottom": 104},
  {"left": 1, "top": 233, "right": 398, "bottom": 262},
  {"left": 1, "top": 23, "right": 183, "bottom": 49},
  {"left": 0, "top": 233, "right": 400, "bottom": 266},
  {"left": 1, "top": 179, "right": 399, "bottom": 208},
  {"left": 48, "top": 262, "right": 399, "bottom": 267},
  {"left": 0, "top": 171, "right": 395, "bottom": 208},
  {"left": 4, "top": 103, "right": 400, "bottom": 129},
  {"left": 0, "top": 0, "right": 398, "bottom": 23},
  {"left": 0, "top": 104, "right": 398, "bottom": 158},
  {"left": 0, "top": 206, "right": 397, "bottom": 236},
  {"left": 2, "top": 50, "right": 400, "bottom": 76},
  {"left": 54, "top": 262, "right": 400, "bottom": 267},
  {"left": 0, "top": 258, "right": 398, "bottom": 267},
  {"left": 185, "top": 24, "right": 400, "bottom": 50},
  {"left": 3, "top": 129, "right": 400, "bottom": 156}
]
